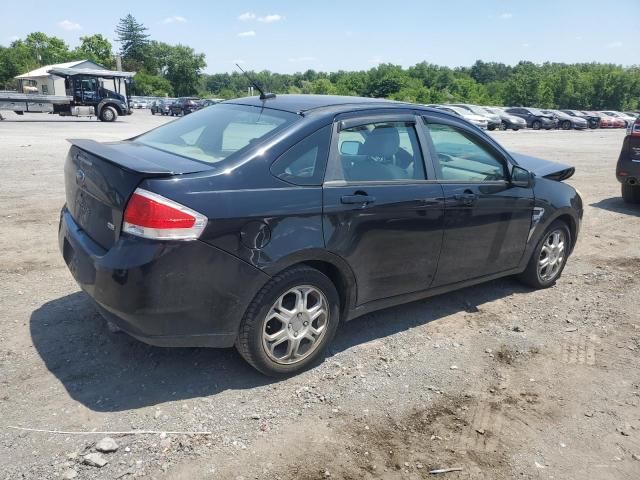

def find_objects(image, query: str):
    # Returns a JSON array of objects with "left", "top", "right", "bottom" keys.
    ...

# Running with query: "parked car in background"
[
  {"left": 540, "top": 109, "right": 588, "bottom": 130},
  {"left": 452, "top": 104, "right": 501, "bottom": 130},
  {"left": 431, "top": 105, "right": 488, "bottom": 129},
  {"left": 58, "top": 95, "right": 583, "bottom": 376},
  {"left": 601, "top": 111, "right": 635, "bottom": 127},
  {"left": 199, "top": 98, "right": 222, "bottom": 108},
  {"left": 505, "top": 107, "right": 558, "bottom": 130},
  {"left": 587, "top": 111, "right": 615, "bottom": 128},
  {"left": 561, "top": 110, "right": 600, "bottom": 129},
  {"left": 616, "top": 117, "right": 640, "bottom": 203},
  {"left": 150, "top": 100, "right": 171, "bottom": 116},
  {"left": 170, "top": 98, "right": 201, "bottom": 116},
  {"left": 484, "top": 107, "right": 527, "bottom": 131},
  {"left": 623, "top": 111, "right": 640, "bottom": 119}
]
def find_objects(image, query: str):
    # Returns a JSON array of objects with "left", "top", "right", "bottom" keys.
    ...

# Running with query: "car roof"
[{"left": 222, "top": 94, "right": 423, "bottom": 115}]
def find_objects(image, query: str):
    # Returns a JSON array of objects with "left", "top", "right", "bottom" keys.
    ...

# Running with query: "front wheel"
[
  {"left": 518, "top": 220, "right": 571, "bottom": 289},
  {"left": 99, "top": 106, "right": 117, "bottom": 122},
  {"left": 622, "top": 184, "right": 640, "bottom": 203},
  {"left": 532, "top": 120, "right": 542, "bottom": 130},
  {"left": 561, "top": 120, "right": 572, "bottom": 130},
  {"left": 499, "top": 121, "right": 508, "bottom": 131},
  {"left": 236, "top": 266, "right": 340, "bottom": 377}
]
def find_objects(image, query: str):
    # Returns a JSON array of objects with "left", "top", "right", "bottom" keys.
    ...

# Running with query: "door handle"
[
  {"left": 454, "top": 193, "right": 478, "bottom": 205},
  {"left": 341, "top": 194, "right": 376, "bottom": 205}
]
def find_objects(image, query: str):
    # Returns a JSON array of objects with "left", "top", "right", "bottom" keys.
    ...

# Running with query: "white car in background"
[{"left": 430, "top": 105, "right": 489, "bottom": 129}]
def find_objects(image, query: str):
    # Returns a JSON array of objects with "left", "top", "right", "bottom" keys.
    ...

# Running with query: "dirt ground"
[{"left": 0, "top": 111, "right": 638, "bottom": 480}]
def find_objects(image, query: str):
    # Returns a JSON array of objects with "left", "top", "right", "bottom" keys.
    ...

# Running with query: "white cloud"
[
  {"left": 607, "top": 41, "right": 623, "bottom": 48},
  {"left": 257, "top": 14, "right": 282, "bottom": 23},
  {"left": 163, "top": 16, "right": 187, "bottom": 24},
  {"left": 58, "top": 19, "right": 82, "bottom": 31},
  {"left": 288, "top": 56, "right": 316, "bottom": 63},
  {"left": 238, "top": 30, "right": 256, "bottom": 37},
  {"left": 238, "top": 12, "right": 256, "bottom": 21},
  {"left": 498, "top": 13, "right": 513, "bottom": 20}
]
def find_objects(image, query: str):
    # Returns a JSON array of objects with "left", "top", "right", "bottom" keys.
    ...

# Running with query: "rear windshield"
[{"left": 135, "top": 103, "right": 299, "bottom": 165}]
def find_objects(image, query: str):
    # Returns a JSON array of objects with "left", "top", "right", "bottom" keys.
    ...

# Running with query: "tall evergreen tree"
[{"left": 114, "top": 14, "right": 149, "bottom": 67}]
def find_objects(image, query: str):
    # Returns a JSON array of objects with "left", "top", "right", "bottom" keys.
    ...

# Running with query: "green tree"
[
  {"left": 115, "top": 14, "right": 150, "bottom": 68},
  {"left": 133, "top": 72, "right": 173, "bottom": 96},
  {"left": 74, "top": 34, "right": 114, "bottom": 68},
  {"left": 23, "top": 32, "right": 71, "bottom": 65}
]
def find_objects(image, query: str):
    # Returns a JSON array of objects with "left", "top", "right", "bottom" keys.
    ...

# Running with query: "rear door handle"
[
  {"left": 341, "top": 194, "right": 376, "bottom": 205},
  {"left": 454, "top": 193, "right": 478, "bottom": 205}
]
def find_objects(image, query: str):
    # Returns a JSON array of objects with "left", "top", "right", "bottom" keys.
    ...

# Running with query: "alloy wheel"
[
  {"left": 261, "top": 285, "right": 329, "bottom": 365},
  {"left": 537, "top": 229, "right": 566, "bottom": 282}
]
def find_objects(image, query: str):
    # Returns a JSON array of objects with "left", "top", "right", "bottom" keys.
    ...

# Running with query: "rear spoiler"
[
  {"left": 68, "top": 139, "right": 213, "bottom": 175},
  {"left": 511, "top": 152, "right": 575, "bottom": 182}
]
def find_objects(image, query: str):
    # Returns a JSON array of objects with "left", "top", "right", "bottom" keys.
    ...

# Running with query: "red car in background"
[
  {"left": 598, "top": 112, "right": 626, "bottom": 128},
  {"left": 584, "top": 111, "right": 612, "bottom": 128}
]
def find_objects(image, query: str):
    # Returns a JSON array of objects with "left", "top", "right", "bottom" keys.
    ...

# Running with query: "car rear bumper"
[{"left": 58, "top": 208, "right": 270, "bottom": 347}]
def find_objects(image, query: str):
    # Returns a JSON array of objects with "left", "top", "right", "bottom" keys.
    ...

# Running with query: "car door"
[
  {"left": 322, "top": 113, "right": 445, "bottom": 305},
  {"left": 420, "top": 114, "right": 534, "bottom": 286}
]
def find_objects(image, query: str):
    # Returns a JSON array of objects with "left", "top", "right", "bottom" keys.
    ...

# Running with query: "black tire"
[
  {"left": 499, "top": 121, "right": 508, "bottom": 131},
  {"left": 99, "top": 106, "right": 117, "bottom": 122},
  {"left": 512, "top": 128, "right": 520, "bottom": 131},
  {"left": 622, "top": 184, "right": 640, "bottom": 204},
  {"left": 561, "top": 120, "right": 572, "bottom": 130},
  {"left": 532, "top": 120, "right": 542, "bottom": 130},
  {"left": 518, "top": 220, "right": 571, "bottom": 289},
  {"left": 488, "top": 125, "right": 496, "bottom": 131},
  {"left": 236, "top": 266, "right": 341, "bottom": 377}
]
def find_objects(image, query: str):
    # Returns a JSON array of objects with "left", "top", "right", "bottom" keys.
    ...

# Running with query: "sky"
[{"left": 2, "top": 0, "right": 639, "bottom": 73}]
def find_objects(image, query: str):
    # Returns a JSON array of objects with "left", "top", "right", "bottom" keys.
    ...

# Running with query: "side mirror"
[
  {"left": 340, "top": 140, "right": 362, "bottom": 156},
  {"left": 511, "top": 165, "right": 533, "bottom": 188}
]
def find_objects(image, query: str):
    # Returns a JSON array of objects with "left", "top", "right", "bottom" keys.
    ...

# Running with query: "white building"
[{"left": 15, "top": 60, "right": 105, "bottom": 95}]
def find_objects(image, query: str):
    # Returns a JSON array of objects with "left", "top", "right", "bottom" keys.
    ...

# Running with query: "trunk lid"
[{"left": 64, "top": 139, "right": 212, "bottom": 250}]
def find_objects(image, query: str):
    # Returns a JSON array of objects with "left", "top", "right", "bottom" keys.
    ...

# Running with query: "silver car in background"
[
  {"left": 431, "top": 105, "right": 488, "bottom": 129},
  {"left": 484, "top": 107, "right": 527, "bottom": 131}
]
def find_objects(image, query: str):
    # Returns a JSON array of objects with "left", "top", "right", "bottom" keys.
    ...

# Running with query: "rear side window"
[
  {"left": 135, "top": 104, "right": 299, "bottom": 166},
  {"left": 336, "top": 121, "right": 426, "bottom": 182},
  {"left": 271, "top": 125, "right": 332, "bottom": 186},
  {"left": 426, "top": 123, "right": 507, "bottom": 182}
]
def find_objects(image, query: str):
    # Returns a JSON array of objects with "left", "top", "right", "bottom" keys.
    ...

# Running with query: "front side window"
[
  {"left": 426, "top": 123, "right": 507, "bottom": 182},
  {"left": 135, "top": 104, "right": 299, "bottom": 166},
  {"left": 271, "top": 125, "right": 332, "bottom": 186},
  {"left": 336, "top": 121, "right": 425, "bottom": 182}
]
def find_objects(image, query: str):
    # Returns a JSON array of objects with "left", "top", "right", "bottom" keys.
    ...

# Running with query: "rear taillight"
[
  {"left": 123, "top": 188, "right": 207, "bottom": 241},
  {"left": 631, "top": 119, "right": 640, "bottom": 137}
]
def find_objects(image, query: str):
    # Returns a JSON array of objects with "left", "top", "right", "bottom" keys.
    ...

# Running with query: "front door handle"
[
  {"left": 341, "top": 194, "right": 376, "bottom": 205},
  {"left": 454, "top": 193, "right": 478, "bottom": 205}
]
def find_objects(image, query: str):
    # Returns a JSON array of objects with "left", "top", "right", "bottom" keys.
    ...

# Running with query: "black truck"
[{"left": 0, "top": 67, "right": 134, "bottom": 122}]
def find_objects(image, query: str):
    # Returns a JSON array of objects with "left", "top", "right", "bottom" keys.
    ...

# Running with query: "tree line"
[
  {"left": 1, "top": 14, "right": 638, "bottom": 110},
  {"left": 204, "top": 61, "right": 640, "bottom": 110}
]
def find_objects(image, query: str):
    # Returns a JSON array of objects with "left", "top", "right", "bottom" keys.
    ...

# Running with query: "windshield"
[
  {"left": 135, "top": 103, "right": 299, "bottom": 165},
  {"left": 528, "top": 108, "right": 545, "bottom": 115}
]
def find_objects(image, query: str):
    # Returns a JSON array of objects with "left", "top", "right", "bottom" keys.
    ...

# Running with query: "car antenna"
[{"left": 236, "top": 64, "right": 276, "bottom": 100}]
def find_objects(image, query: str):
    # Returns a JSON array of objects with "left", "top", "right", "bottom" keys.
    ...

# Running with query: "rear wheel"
[
  {"left": 561, "top": 120, "right": 572, "bottom": 130},
  {"left": 236, "top": 266, "right": 340, "bottom": 377},
  {"left": 499, "top": 121, "right": 508, "bottom": 131},
  {"left": 622, "top": 184, "right": 640, "bottom": 203},
  {"left": 532, "top": 120, "right": 542, "bottom": 130},
  {"left": 518, "top": 220, "right": 571, "bottom": 289},
  {"left": 99, "top": 106, "right": 117, "bottom": 122}
]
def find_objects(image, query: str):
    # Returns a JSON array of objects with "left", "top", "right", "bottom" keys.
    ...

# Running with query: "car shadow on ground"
[
  {"left": 31, "top": 278, "right": 529, "bottom": 412},
  {"left": 590, "top": 197, "right": 640, "bottom": 216}
]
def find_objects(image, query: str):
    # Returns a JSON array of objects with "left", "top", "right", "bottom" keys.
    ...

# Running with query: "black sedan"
[
  {"left": 59, "top": 95, "right": 583, "bottom": 376},
  {"left": 505, "top": 107, "right": 558, "bottom": 130},
  {"left": 617, "top": 117, "right": 640, "bottom": 203}
]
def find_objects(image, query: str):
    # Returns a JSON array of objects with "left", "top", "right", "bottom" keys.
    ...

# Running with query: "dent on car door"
[
  {"left": 322, "top": 115, "right": 445, "bottom": 305},
  {"left": 421, "top": 118, "right": 534, "bottom": 286}
]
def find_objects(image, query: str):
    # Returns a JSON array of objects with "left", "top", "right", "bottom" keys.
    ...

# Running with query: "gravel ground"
[{"left": 0, "top": 111, "right": 639, "bottom": 480}]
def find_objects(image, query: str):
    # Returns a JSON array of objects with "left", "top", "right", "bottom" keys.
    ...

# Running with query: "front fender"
[{"left": 519, "top": 177, "right": 582, "bottom": 269}]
